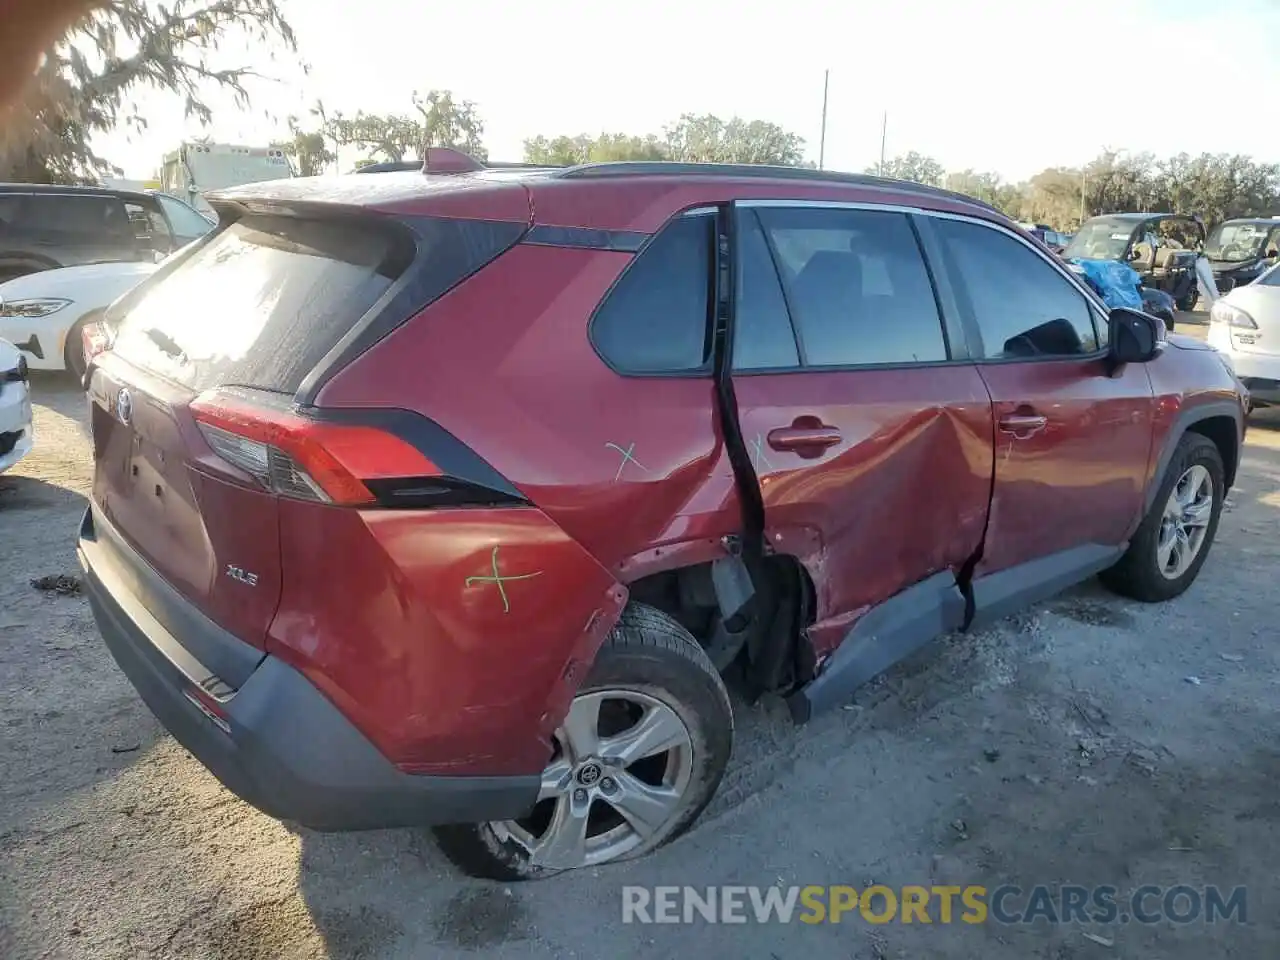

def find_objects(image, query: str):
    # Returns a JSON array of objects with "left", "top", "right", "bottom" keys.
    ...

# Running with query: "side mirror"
[{"left": 1108, "top": 308, "right": 1161, "bottom": 365}]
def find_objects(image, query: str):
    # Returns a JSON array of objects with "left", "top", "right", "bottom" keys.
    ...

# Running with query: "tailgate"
[{"left": 89, "top": 357, "right": 284, "bottom": 648}]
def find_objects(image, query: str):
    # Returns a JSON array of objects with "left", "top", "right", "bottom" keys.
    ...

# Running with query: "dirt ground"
[{"left": 3, "top": 321, "right": 1277, "bottom": 959}]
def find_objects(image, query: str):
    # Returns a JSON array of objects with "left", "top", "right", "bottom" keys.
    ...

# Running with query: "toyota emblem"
[{"left": 116, "top": 387, "right": 133, "bottom": 425}]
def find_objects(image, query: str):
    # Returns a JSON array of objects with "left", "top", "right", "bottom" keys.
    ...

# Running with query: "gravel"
[{"left": 2, "top": 364, "right": 1277, "bottom": 960}]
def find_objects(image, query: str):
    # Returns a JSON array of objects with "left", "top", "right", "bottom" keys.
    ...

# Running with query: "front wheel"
[
  {"left": 1101, "top": 433, "right": 1224, "bottom": 602},
  {"left": 434, "top": 604, "right": 734, "bottom": 880},
  {"left": 1176, "top": 290, "right": 1197, "bottom": 312}
]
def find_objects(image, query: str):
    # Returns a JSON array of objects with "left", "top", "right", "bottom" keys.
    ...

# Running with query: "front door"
[
  {"left": 728, "top": 202, "right": 995, "bottom": 665},
  {"left": 926, "top": 215, "right": 1156, "bottom": 620}
]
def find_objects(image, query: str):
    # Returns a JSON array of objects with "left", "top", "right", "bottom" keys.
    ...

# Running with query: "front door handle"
[
  {"left": 767, "top": 423, "right": 842, "bottom": 457},
  {"left": 998, "top": 413, "right": 1048, "bottom": 438}
]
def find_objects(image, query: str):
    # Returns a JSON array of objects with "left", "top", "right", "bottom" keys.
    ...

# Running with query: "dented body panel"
[
  {"left": 732, "top": 367, "right": 994, "bottom": 659},
  {"left": 974, "top": 356, "right": 1156, "bottom": 577},
  {"left": 268, "top": 500, "right": 626, "bottom": 775},
  {"left": 317, "top": 243, "right": 743, "bottom": 578}
]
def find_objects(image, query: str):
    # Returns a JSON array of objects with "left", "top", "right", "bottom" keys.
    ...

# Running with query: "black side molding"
[
  {"left": 966, "top": 543, "right": 1125, "bottom": 633},
  {"left": 786, "top": 571, "right": 966, "bottom": 723},
  {"left": 522, "top": 225, "right": 648, "bottom": 253}
]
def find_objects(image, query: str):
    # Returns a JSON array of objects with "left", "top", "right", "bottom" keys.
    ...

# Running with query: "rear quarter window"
[{"left": 591, "top": 212, "right": 715, "bottom": 374}]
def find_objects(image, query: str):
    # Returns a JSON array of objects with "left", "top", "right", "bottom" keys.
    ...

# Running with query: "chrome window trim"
[
  {"left": 739, "top": 198, "right": 1110, "bottom": 316},
  {"left": 738, "top": 198, "right": 924, "bottom": 216}
]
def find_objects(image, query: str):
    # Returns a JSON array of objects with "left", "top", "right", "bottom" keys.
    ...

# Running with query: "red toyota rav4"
[{"left": 80, "top": 153, "right": 1247, "bottom": 880}]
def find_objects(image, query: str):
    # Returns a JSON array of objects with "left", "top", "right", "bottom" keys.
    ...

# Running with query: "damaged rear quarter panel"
[{"left": 268, "top": 500, "right": 626, "bottom": 776}]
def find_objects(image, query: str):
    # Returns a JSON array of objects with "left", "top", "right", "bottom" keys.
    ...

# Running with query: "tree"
[
  {"left": 328, "top": 111, "right": 420, "bottom": 163},
  {"left": 1, "top": 0, "right": 298, "bottom": 182},
  {"left": 329, "top": 90, "right": 488, "bottom": 166},
  {"left": 872, "top": 152, "right": 945, "bottom": 187},
  {"left": 273, "top": 105, "right": 335, "bottom": 177},
  {"left": 523, "top": 132, "right": 668, "bottom": 166},
  {"left": 663, "top": 113, "right": 806, "bottom": 165},
  {"left": 412, "top": 90, "right": 486, "bottom": 160},
  {"left": 944, "top": 169, "right": 1022, "bottom": 216}
]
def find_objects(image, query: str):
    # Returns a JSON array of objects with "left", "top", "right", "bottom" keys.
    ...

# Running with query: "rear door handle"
[
  {"left": 998, "top": 414, "right": 1048, "bottom": 438},
  {"left": 767, "top": 425, "right": 842, "bottom": 456}
]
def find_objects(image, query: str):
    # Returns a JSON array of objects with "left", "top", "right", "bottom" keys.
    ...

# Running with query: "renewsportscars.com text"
[{"left": 621, "top": 884, "right": 1248, "bottom": 926}]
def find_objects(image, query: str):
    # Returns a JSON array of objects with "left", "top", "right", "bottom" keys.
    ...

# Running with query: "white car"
[
  {"left": 0, "top": 260, "right": 158, "bottom": 378},
  {"left": 0, "top": 338, "right": 33, "bottom": 474},
  {"left": 1208, "top": 261, "right": 1280, "bottom": 410}
]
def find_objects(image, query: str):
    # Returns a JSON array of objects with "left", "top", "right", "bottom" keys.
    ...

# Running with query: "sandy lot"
[{"left": 2, "top": 335, "right": 1277, "bottom": 959}]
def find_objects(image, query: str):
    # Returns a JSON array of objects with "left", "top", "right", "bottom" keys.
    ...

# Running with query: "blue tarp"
[{"left": 1066, "top": 257, "right": 1144, "bottom": 310}]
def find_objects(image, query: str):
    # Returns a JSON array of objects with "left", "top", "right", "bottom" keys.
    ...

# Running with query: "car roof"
[
  {"left": 215, "top": 161, "right": 1005, "bottom": 224},
  {"left": 0, "top": 182, "right": 155, "bottom": 203},
  {"left": 1215, "top": 217, "right": 1280, "bottom": 226},
  {"left": 1087, "top": 212, "right": 1199, "bottom": 224}
]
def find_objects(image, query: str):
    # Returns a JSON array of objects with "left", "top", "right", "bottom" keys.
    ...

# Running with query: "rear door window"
[
  {"left": 124, "top": 200, "right": 174, "bottom": 253},
  {"left": 733, "top": 210, "right": 800, "bottom": 369},
  {"left": 111, "top": 214, "right": 404, "bottom": 393},
  {"left": 591, "top": 211, "right": 714, "bottom": 374},
  {"left": 755, "top": 206, "right": 948, "bottom": 366}
]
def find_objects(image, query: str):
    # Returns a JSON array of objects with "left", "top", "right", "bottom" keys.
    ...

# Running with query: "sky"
[{"left": 94, "top": 0, "right": 1280, "bottom": 182}]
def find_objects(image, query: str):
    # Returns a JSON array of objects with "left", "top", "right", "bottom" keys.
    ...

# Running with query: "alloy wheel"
[
  {"left": 1157, "top": 464, "right": 1214, "bottom": 580},
  {"left": 491, "top": 689, "right": 694, "bottom": 870}
]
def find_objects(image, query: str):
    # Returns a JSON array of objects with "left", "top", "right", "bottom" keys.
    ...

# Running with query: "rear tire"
[
  {"left": 1100, "top": 433, "right": 1224, "bottom": 602},
  {"left": 434, "top": 603, "right": 733, "bottom": 881},
  {"left": 64, "top": 316, "right": 93, "bottom": 382}
]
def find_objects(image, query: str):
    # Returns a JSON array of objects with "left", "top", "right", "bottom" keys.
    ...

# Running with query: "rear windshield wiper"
[{"left": 143, "top": 328, "right": 187, "bottom": 362}]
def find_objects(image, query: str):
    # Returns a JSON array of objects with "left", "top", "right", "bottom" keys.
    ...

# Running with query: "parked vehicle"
[
  {"left": 1064, "top": 212, "right": 1204, "bottom": 310},
  {"left": 159, "top": 142, "right": 293, "bottom": 217},
  {"left": 0, "top": 184, "right": 212, "bottom": 284},
  {"left": 0, "top": 260, "right": 164, "bottom": 378},
  {"left": 1019, "top": 222, "right": 1069, "bottom": 253},
  {"left": 0, "top": 337, "right": 33, "bottom": 474},
  {"left": 79, "top": 154, "right": 1246, "bottom": 881},
  {"left": 1204, "top": 217, "right": 1280, "bottom": 294},
  {"left": 1208, "top": 260, "right": 1280, "bottom": 409}
]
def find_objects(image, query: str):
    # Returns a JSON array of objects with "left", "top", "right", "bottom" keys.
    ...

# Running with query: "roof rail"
[
  {"left": 552, "top": 161, "right": 1004, "bottom": 216},
  {"left": 353, "top": 150, "right": 564, "bottom": 176}
]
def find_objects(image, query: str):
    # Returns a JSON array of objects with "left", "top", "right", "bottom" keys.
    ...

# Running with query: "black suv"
[{"left": 0, "top": 184, "right": 213, "bottom": 283}]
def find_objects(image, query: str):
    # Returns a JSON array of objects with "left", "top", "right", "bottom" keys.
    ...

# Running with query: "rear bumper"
[{"left": 78, "top": 504, "right": 538, "bottom": 831}]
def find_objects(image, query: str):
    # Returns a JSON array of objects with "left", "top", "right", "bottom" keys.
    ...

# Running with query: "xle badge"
[{"left": 225, "top": 564, "right": 259, "bottom": 587}]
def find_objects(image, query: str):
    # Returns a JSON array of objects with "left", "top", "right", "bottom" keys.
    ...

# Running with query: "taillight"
[
  {"left": 190, "top": 392, "right": 437, "bottom": 505},
  {"left": 81, "top": 321, "right": 111, "bottom": 365}
]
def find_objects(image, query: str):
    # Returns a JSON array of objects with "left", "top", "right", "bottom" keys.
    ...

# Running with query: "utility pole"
[
  {"left": 879, "top": 111, "right": 887, "bottom": 175},
  {"left": 818, "top": 69, "right": 829, "bottom": 170},
  {"left": 1079, "top": 170, "right": 1087, "bottom": 226}
]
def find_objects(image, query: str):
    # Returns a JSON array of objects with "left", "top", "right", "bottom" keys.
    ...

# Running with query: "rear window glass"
[{"left": 111, "top": 215, "right": 403, "bottom": 393}]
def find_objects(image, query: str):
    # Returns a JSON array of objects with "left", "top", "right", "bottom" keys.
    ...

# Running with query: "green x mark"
[
  {"left": 465, "top": 545, "right": 543, "bottom": 614},
  {"left": 751, "top": 433, "right": 775, "bottom": 472},
  {"left": 606, "top": 441, "right": 650, "bottom": 482}
]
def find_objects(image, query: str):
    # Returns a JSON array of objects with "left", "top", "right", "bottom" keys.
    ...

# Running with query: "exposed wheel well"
[
  {"left": 624, "top": 554, "right": 817, "bottom": 696},
  {"left": 1186, "top": 415, "right": 1239, "bottom": 490}
]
